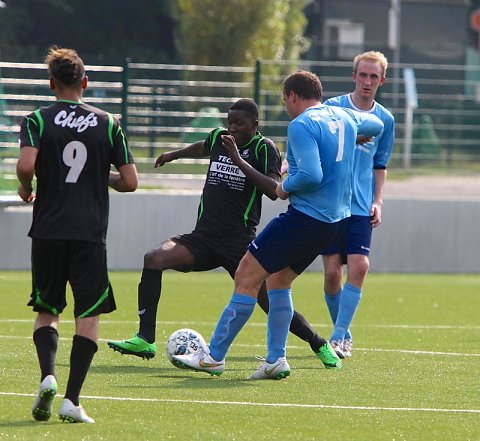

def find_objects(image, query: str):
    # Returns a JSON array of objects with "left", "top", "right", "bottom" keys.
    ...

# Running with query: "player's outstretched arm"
[{"left": 155, "top": 141, "right": 207, "bottom": 168}]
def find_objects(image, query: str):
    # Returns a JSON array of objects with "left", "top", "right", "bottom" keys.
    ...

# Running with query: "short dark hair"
[
  {"left": 45, "top": 46, "right": 85, "bottom": 87},
  {"left": 229, "top": 98, "right": 259, "bottom": 121},
  {"left": 283, "top": 70, "right": 323, "bottom": 101}
]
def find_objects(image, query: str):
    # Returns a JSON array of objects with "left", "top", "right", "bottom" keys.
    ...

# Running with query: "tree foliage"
[
  {"left": 172, "top": 0, "right": 310, "bottom": 66},
  {"left": 0, "top": 0, "right": 176, "bottom": 64},
  {"left": 170, "top": 0, "right": 310, "bottom": 109},
  {"left": 0, "top": 0, "right": 309, "bottom": 69}
]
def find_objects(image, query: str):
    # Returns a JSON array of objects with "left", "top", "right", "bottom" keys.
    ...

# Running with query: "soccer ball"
[{"left": 165, "top": 328, "right": 207, "bottom": 369}]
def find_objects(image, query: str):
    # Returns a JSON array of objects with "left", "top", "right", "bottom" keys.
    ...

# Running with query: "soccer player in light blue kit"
[
  {"left": 321, "top": 51, "right": 395, "bottom": 358},
  {"left": 173, "top": 70, "right": 384, "bottom": 379}
]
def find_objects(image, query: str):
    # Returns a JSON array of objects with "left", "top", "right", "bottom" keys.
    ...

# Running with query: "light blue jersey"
[
  {"left": 282, "top": 104, "right": 384, "bottom": 223},
  {"left": 324, "top": 94, "right": 395, "bottom": 216}
]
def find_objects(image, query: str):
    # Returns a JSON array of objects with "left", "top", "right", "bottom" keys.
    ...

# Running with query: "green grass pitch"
[{"left": 0, "top": 271, "right": 479, "bottom": 440}]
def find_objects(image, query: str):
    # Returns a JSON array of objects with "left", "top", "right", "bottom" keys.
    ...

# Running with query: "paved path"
[
  {"left": 139, "top": 173, "right": 480, "bottom": 200},
  {"left": 384, "top": 175, "right": 480, "bottom": 200}
]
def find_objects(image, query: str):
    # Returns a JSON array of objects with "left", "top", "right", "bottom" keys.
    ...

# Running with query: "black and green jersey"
[
  {"left": 19, "top": 100, "right": 134, "bottom": 244},
  {"left": 195, "top": 128, "right": 281, "bottom": 236}
]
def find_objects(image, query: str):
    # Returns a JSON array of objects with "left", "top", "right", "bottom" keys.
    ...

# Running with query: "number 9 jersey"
[{"left": 19, "top": 100, "right": 135, "bottom": 244}]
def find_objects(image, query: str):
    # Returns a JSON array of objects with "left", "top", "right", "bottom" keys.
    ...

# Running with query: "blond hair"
[{"left": 353, "top": 51, "right": 388, "bottom": 78}]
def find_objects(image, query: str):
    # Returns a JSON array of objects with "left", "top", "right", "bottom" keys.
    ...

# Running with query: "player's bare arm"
[
  {"left": 280, "top": 158, "right": 289, "bottom": 175},
  {"left": 155, "top": 141, "right": 207, "bottom": 168},
  {"left": 276, "top": 181, "right": 289, "bottom": 200},
  {"left": 221, "top": 134, "right": 279, "bottom": 200},
  {"left": 356, "top": 135, "right": 373, "bottom": 144},
  {"left": 109, "top": 163, "right": 138, "bottom": 192},
  {"left": 370, "top": 168, "right": 387, "bottom": 227},
  {"left": 16, "top": 146, "right": 37, "bottom": 202}
]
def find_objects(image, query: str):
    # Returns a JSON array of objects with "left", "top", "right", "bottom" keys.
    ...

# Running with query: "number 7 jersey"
[
  {"left": 19, "top": 100, "right": 135, "bottom": 244},
  {"left": 282, "top": 104, "right": 384, "bottom": 223}
]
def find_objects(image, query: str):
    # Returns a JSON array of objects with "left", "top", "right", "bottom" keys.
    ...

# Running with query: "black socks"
[
  {"left": 138, "top": 268, "right": 163, "bottom": 343},
  {"left": 64, "top": 334, "right": 98, "bottom": 406},
  {"left": 33, "top": 326, "right": 58, "bottom": 381}
]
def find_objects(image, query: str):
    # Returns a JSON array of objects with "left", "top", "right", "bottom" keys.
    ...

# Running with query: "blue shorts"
[
  {"left": 248, "top": 205, "right": 347, "bottom": 275},
  {"left": 321, "top": 214, "right": 373, "bottom": 258}
]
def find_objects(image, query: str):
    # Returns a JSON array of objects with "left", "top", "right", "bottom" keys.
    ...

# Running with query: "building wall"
[
  {"left": 308, "top": 0, "right": 470, "bottom": 65},
  {"left": 2, "top": 192, "right": 479, "bottom": 273}
]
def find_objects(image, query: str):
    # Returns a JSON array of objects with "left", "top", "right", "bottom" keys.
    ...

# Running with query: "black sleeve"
[{"left": 111, "top": 118, "right": 135, "bottom": 168}]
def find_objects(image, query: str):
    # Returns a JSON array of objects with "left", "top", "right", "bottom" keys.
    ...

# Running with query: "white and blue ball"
[{"left": 166, "top": 328, "right": 207, "bottom": 368}]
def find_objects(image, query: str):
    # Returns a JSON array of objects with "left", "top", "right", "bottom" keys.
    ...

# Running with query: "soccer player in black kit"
[
  {"left": 108, "top": 98, "right": 341, "bottom": 371},
  {"left": 17, "top": 46, "right": 138, "bottom": 423}
]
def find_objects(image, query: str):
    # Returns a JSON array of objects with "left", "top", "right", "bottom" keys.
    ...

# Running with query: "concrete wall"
[{"left": 1, "top": 192, "right": 479, "bottom": 273}]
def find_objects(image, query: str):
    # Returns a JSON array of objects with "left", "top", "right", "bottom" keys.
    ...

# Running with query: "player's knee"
[
  {"left": 349, "top": 259, "right": 370, "bottom": 282},
  {"left": 233, "top": 264, "right": 248, "bottom": 285},
  {"left": 324, "top": 265, "right": 343, "bottom": 289},
  {"left": 143, "top": 239, "right": 178, "bottom": 269},
  {"left": 144, "top": 248, "right": 167, "bottom": 270},
  {"left": 234, "top": 269, "right": 261, "bottom": 297}
]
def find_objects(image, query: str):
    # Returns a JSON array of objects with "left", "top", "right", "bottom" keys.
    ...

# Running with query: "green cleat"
[
  {"left": 107, "top": 334, "right": 157, "bottom": 359},
  {"left": 316, "top": 342, "right": 342, "bottom": 370}
]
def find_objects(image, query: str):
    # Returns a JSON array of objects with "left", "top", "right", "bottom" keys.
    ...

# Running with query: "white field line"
[
  {"left": 1, "top": 334, "right": 479, "bottom": 357},
  {"left": 1, "top": 392, "right": 479, "bottom": 414},
  {"left": 3, "top": 320, "right": 479, "bottom": 357},
  {"left": 2, "top": 318, "right": 480, "bottom": 330}
]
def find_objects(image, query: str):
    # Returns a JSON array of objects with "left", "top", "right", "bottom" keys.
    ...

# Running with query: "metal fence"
[
  {"left": 259, "top": 59, "right": 480, "bottom": 171},
  {"left": 1, "top": 58, "right": 480, "bottom": 191}
]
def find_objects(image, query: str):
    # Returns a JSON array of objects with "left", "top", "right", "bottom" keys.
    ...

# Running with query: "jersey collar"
[
  {"left": 239, "top": 131, "right": 262, "bottom": 149},
  {"left": 347, "top": 94, "right": 376, "bottom": 113},
  {"left": 57, "top": 99, "right": 84, "bottom": 105}
]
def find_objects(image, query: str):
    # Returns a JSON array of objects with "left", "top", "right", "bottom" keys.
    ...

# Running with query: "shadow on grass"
[
  {"left": 91, "top": 362, "right": 256, "bottom": 390},
  {"left": 91, "top": 363, "right": 160, "bottom": 375},
  {"left": 0, "top": 420, "right": 59, "bottom": 428},
  {"left": 123, "top": 376, "right": 257, "bottom": 391}
]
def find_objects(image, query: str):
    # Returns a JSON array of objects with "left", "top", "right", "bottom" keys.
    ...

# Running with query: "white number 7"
[
  {"left": 63, "top": 141, "right": 87, "bottom": 183},
  {"left": 327, "top": 120, "right": 345, "bottom": 162}
]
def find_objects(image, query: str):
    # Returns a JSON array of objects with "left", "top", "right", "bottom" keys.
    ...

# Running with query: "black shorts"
[
  {"left": 28, "top": 238, "right": 116, "bottom": 318},
  {"left": 172, "top": 229, "right": 255, "bottom": 278}
]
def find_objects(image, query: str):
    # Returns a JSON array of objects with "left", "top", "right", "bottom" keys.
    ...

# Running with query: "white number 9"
[{"left": 63, "top": 141, "right": 87, "bottom": 183}]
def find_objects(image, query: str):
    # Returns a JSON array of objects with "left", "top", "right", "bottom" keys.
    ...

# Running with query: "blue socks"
[
  {"left": 209, "top": 293, "right": 256, "bottom": 362},
  {"left": 325, "top": 287, "right": 353, "bottom": 340},
  {"left": 266, "top": 289, "right": 293, "bottom": 363},
  {"left": 208, "top": 290, "right": 294, "bottom": 364},
  {"left": 330, "top": 283, "right": 361, "bottom": 341},
  {"left": 324, "top": 288, "right": 341, "bottom": 325}
]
